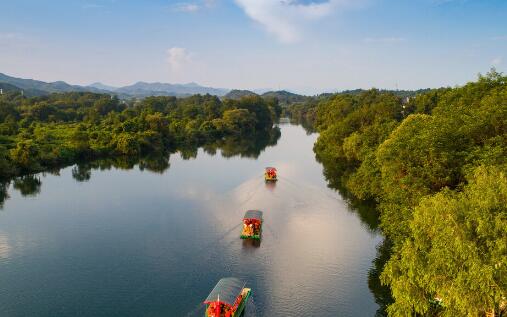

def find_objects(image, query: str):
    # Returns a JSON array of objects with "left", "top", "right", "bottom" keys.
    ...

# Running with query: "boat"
[
  {"left": 264, "top": 167, "right": 277, "bottom": 181},
  {"left": 204, "top": 277, "right": 251, "bottom": 317},
  {"left": 240, "top": 210, "right": 263, "bottom": 240}
]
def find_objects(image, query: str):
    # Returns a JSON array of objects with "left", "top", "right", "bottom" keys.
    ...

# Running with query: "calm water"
[{"left": 0, "top": 124, "right": 382, "bottom": 316}]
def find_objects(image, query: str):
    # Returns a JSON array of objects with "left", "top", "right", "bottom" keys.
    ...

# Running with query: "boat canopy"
[
  {"left": 204, "top": 277, "right": 245, "bottom": 306},
  {"left": 265, "top": 167, "right": 277, "bottom": 172},
  {"left": 243, "top": 210, "right": 263, "bottom": 221}
]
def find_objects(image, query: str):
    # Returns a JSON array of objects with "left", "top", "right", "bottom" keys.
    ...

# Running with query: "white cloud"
[
  {"left": 491, "top": 57, "right": 502, "bottom": 66},
  {"left": 167, "top": 47, "right": 192, "bottom": 72},
  {"left": 363, "top": 37, "right": 406, "bottom": 43},
  {"left": 174, "top": 3, "right": 200, "bottom": 12},
  {"left": 173, "top": 0, "right": 216, "bottom": 12},
  {"left": 234, "top": 0, "right": 352, "bottom": 43},
  {"left": 491, "top": 35, "right": 507, "bottom": 41}
]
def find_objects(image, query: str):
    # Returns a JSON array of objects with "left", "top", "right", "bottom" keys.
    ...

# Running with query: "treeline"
[
  {"left": 293, "top": 70, "right": 507, "bottom": 316},
  {"left": 0, "top": 125, "right": 282, "bottom": 209},
  {"left": 0, "top": 91, "right": 281, "bottom": 179}
]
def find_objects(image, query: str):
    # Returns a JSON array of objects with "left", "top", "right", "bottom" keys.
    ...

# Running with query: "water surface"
[{"left": 0, "top": 124, "right": 382, "bottom": 316}]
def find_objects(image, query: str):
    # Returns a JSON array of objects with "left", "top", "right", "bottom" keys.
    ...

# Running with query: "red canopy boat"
[
  {"left": 264, "top": 167, "right": 277, "bottom": 181},
  {"left": 204, "top": 277, "right": 251, "bottom": 317}
]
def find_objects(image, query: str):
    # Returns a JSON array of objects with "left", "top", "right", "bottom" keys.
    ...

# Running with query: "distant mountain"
[
  {"left": 261, "top": 90, "right": 307, "bottom": 105},
  {"left": 115, "top": 81, "right": 229, "bottom": 97},
  {"left": 224, "top": 89, "right": 259, "bottom": 99},
  {"left": 0, "top": 82, "right": 22, "bottom": 93},
  {"left": 0, "top": 72, "right": 112, "bottom": 96},
  {"left": 0, "top": 73, "right": 230, "bottom": 98},
  {"left": 0, "top": 81, "right": 47, "bottom": 97},
  {"left": 88, "top": 82, "right": 118, "bottom": 91}
]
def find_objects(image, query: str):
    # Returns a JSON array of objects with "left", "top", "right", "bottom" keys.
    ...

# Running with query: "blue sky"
[{"left": 0, "top": 0, "right": 506, "bottom": 94}]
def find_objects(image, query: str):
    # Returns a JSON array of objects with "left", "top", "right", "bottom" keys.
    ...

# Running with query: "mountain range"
[
  {"left": 0, "top": 73, "right": 231, "bottom": 98},
  {"left": 0, "top": 72, "right": 429, "bottom": 104}
]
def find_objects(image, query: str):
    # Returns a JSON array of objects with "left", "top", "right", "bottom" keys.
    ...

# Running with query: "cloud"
[
  {"left": 234, "top": 0, "right": 352, "bottom": 43},
  {"left": 173, "top": 0, "right": 216, "bottom": 12},
  {"left": 363, "top": 37, "right": 406, "bottom": 44},
  {"left": 491, "top": 57, "right": 502, "bottom": 66},
  {"left": 174, "top": 3, "right": 200, "bottom": 12},
  {"left": 491, "top": 35, "right": 507, "bottom": 41},
  {"left": 167, "top": 47, "right": 192, "bottom": 72}
]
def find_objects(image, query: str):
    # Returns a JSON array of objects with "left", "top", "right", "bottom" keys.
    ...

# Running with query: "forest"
[
  {"left": 286, "top": 70, "right": 507, "bottom": 316},
  {"left": 0, "top": 91, "right": 281, "bottom": 180}
]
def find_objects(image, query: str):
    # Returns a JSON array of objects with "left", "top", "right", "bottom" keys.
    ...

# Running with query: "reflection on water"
[
  {"left": 368, "top": 239, "right": 394, "bottom": 317},
  {"left": 264, "top": 180, "right": 276, "bottom": 192},
  {"left": 0, "top": 233, "right": 11, "bottom": 260},
  {"left": 0, "top": 182, "right": 8, "bottom": 209},
  {"left": 242, "top": 239, "right": 261, "bottom": 248},
  {"left": 0, "top": 128, "right": 281, "bottom": 209},
  {"left": 315, "top": 143, "right": 393, "bottom": 316},
  {"left": 12, "top": 175, "right": 41, "bottom": 197},
  {"left": 0, "top": 124, "right": 384, "bottom": 316}
]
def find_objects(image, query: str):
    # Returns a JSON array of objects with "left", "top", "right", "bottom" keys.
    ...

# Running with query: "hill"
[
  {"left": 261, "top": 90, "right": 307, "bottom": 105},
  {"left": 88, "top": 82, "right": 118, "bottom": 91},
  {"left": 0, "top": 72, "right": 111, "bottom": 96},
  {"left": 224, "top": 89, "right": 259, "bottom": 99},
  {"left": 114, "top": 81, "right": 229, "bottom": 97},
  {"left": 337, "top": 88, "right": 431, "bottom": 98},
  {"left": 0, "top": 81, "right": 48, "bottom": 97}
]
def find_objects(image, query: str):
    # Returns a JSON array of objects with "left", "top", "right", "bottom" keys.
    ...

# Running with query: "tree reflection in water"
[
  {"left": 0, "top": 181, "right": 9, "bottom": 209},
  {"left": 317, "top": 158, "right": 394, "bottom": 316},
  {"left": 0, "top": 127, "right": 281, "bottom": 209},
  {"left": 368, "top": 239, "right": 394, "bottom": 317},
  {"left": 72, "top": 165, "right": 92, "bottom": 182},
  {"left": 13, "top": 175, "right": 42, "bottom": 197}
]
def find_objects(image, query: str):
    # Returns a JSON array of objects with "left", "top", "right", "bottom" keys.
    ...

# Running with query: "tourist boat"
[
  {"left": 240, "top": 210, "right": 263, "bottom": 240},
  {"left": 204, "top": 277, "right": 251, "bottom": 317},
  {"left": 264, "top": 167, "right": 277, "bottom": 181}
]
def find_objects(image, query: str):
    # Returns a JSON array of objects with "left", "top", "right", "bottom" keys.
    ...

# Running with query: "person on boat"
[{"left": 208, "top": 302, "right": 219, "bottom": 317}]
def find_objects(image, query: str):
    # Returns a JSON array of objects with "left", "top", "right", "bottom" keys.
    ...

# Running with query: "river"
[{"left": 0, "top": 123, "right": 383, "bottom": 316}]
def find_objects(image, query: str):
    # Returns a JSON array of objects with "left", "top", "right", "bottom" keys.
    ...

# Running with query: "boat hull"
[{"left": 234, "top": 288, "right": 251, "bottom": 316}]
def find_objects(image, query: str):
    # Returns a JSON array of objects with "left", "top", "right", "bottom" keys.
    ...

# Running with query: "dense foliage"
[
  {"left": 309, "top": 70, "right": 507, "bottom": 316},
  {"left": 0, "top": 92, "right": 281, "bottom": 180}
]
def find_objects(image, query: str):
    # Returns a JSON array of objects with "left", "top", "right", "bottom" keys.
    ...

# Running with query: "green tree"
[
  {"left": 222, "top": 109, "right": 257, "bottom": 135},
  {"left": 10, "top": 140, "right": 40, "bottom": 171},
  {"left": 115, "top": 133, "right": 140, "bottom": 156},
  {"left": 382, "top": 165, "right": 507, "bottom": 317}
]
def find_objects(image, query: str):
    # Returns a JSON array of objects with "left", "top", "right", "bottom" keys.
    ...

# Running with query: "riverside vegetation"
[
  {"left": 287, "top": 70, "right": 507, "bottom": 316},
  {"left": 0, "top": 92, "right": 281, "bottom": 180}
]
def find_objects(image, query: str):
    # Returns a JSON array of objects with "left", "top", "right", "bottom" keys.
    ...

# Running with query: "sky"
[{"left": 0, "top": 0, "right": 506, "bottom": 94}]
